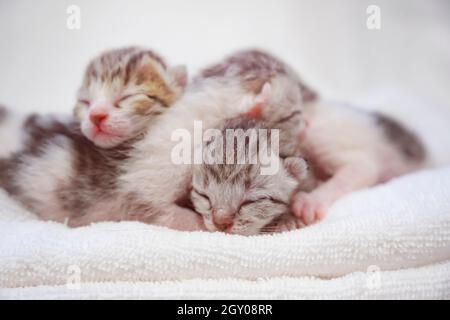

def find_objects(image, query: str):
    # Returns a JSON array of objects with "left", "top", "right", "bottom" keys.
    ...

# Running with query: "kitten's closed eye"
[
  {"left": 192, "top": 188, "right": 211, "bottom": 210},
  {"left": 276, "top": 110, "right": 302, "bottom": 124},
  {"left": 78, "top": 99, "right": 90, "bottom": 106},
  {"left": 239, "top": 196, "right": 286, "bottom": 211},
  {"left": 115, "top": 93, "right": 162, "bottom": 109}
]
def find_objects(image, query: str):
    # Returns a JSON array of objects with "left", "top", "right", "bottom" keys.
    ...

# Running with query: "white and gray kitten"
[
  {"left": 0, "top": 48, "right": 188, "bottom": 225},
  {"left": 0, "top": 47, "right": 187, "bottom": 157},
  {"left": 191, "top": 117, "right": 313, "bottom": 236},
  {"left": 198, "top": 50, "right": 427, "bottom": 227},
  {"left": 291, "top": 101, "right": 427, "bottom": 225}
]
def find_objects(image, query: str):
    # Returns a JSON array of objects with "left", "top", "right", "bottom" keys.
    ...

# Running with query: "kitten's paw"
[
  {"left": 291, "top": 192, "right": 328, "bottom": 225},
  {"left": 267, "top": 214, "right": 304, "bottom": 233},
  {"left": 277, "top": 215, "right": 304, "bottom": 233}
]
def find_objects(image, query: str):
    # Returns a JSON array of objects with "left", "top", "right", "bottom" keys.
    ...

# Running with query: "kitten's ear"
[
  {"left": 283, "top": 157, "right": 309, "bottom": 181},
  {"left": 255, "top": 82, "right": 272, "bottom": 104},
  {"left": 246, "top": 82, "right": 272, "bottom": 119},
  {"left": 169, "top": 65, "right": 188, "bottom": 89}
]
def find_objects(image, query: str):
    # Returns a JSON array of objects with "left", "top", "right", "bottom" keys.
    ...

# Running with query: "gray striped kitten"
[
  {"left": 191, "top": 117, "right": 313, "bottom": 236},
  {"left": 190, "top": 49, "right": 317, "bottom": 234},
  {"left": 0, "top": 47, "right": 187, "bottom": 224}
]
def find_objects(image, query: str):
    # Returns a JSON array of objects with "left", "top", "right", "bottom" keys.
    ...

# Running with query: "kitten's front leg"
[
  {"left": 291, "top": 162, "right": 380, "bottom": 225},
  {"left": 151, "top": 204, "right": 206, "bottom": 232}
]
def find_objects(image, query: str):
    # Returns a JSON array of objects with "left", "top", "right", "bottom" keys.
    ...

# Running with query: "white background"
[{"left": 0, "top": 0, "right": 449, "bottom": 114}]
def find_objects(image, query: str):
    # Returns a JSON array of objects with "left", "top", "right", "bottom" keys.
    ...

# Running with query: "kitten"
[
  {"left": 74, "top": 46, "right": 187, "bottom": 148},
  {"left": 0, "top": 48, "right": 189, "bottom": 227},
  {"left": 196, "top": 50, "right": 427, "bottom": 228},
  {"left": 0, "top": 47, "right": 187, "bottom": 156},
  {"left": 291, "top": 101, "right": 427, "bottom": 225},
  {"left": 191, "top": 117, "right": 312, "bottom": 236}
]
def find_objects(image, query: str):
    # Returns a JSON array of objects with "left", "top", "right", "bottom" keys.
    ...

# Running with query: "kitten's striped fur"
[
  {"left": 197, "top": 49, "right": 317, "bottom": 158},
  {"left": 191, "top": 117, "right": 312, "bottom": 235},
  {"left": 199, "top": 49, "right": 316, "bottom": 103}
]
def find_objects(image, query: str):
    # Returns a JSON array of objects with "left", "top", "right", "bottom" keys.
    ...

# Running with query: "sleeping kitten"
[
  {"left": 0, "top": 47, "right": 187, "bottom": 156},
  {"left": 291, "top": 101, "right": 427, "bottom": 225},
  {"left": 0, "top": 48, "right": 191, "bottom": 227},
  {"left": 74, "top": 46, "right": 187, "bottom": 148},
  {"left": 191, "top": 117, "right": 313, "bottom": 236},
  {"left": 202, "top": 51, "right": 427, "bottom": 227}
]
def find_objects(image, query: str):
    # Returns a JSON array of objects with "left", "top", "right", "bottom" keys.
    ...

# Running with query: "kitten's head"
[
  {"left": 74, "top": 47, "right": 187, "bottom": 148},
  {"left": 200, "top": 49, "right": 317, "bottom": 157},
  {"left": 242, "top": 76, "right": 312, "bottom": 157},
  {"left": 191, "top": 118, "right": 308, "bottom": 236}
]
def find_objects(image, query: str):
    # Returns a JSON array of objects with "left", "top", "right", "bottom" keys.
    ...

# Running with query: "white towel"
[
  {"left": 2, "top": 261, "right": 449, "bottom": 299},
  {"left": 1, "top": 166, "right": 450, "bottom": 298}
]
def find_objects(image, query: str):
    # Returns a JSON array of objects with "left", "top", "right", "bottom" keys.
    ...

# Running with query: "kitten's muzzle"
[
  {"left": 90, "top": 111, "right": 108, "bottom": 127},
  {"left": 212, "top": 210, "right": 234, "bottom": 232}
]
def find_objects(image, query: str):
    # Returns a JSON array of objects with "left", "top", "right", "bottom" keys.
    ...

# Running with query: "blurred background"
[
  {"left": 0, "top": 0, "right": 449, "bottom": 162},
  {"left": 1, "top": 0, "right": 449, "bottom": 110}
]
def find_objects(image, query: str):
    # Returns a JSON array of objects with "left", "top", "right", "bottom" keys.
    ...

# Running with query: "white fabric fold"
[{"left": 1, "top": 167, "right": 449, "bottom": 298}]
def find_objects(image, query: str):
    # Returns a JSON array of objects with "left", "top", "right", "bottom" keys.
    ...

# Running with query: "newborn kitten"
[
  {"left": 291, "top": 101, "right": 427, "bottom": 225},
  {"left": 0, "top": 48, "right": 189, "bottom": 226},
  {"left": 197, "top": 50, "right": 427, "bottom": 228},
  {"left": 74, "top": 46, "right": 187, "bottom": 148},
  {"left": 191, "top": 117, "right": 312, "bottom": 236},
  {"left": 0, "top": 47, "right": 187, "bottom": 156}
]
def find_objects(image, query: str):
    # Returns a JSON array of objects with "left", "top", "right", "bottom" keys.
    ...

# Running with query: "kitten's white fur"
[
  {"left": 16, "top": 136, "right": 75, "bottom": 221},
  {"left": 0, "top": 111, "right": 27, "bottom": 158},
  {"left": 291, "top": 100, "right": 427, "bottom": 224}
]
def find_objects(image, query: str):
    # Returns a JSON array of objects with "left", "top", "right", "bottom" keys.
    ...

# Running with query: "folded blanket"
[{"left": 1, "top": 166, "right": 449, "bottom": 298}]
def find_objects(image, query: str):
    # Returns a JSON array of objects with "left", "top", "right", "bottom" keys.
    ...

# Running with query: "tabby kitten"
[
  {"left": 0, "top": 47, "right": 187, "bottom": 156},
  {"left": 0, "top": 47, "right": 189, "bottom": 225},
  {"left": 191, "top": 117, "right": 313, "bottom": 236},
  {"left": 74, "top": 46, "right": 187, "bottom": 148}
]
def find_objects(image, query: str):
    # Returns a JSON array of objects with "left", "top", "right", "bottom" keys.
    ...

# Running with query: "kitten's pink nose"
[
  {"left": 213, "top": 213, "right": 234, "bottom": 231},
  {"left": 90, "top": 112, "right": 108, "bottom": 127}
]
